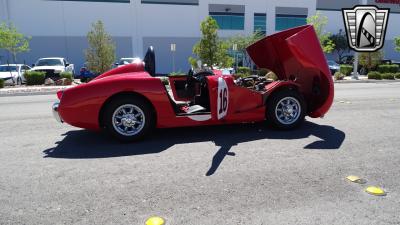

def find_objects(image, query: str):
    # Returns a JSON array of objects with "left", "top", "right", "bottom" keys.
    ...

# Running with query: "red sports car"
[{"left": 52, "top": 25, "right": 334, "bottom": 142}]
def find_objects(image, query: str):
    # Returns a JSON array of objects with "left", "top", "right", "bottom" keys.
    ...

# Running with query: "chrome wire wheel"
[
  {"left": 112, "top": 104, "right": 145, "bottom": 136},
  {"left": 275, "top": 97, "right": 301, "bottom": 125}
]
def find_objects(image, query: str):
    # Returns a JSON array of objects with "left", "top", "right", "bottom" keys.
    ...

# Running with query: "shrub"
[
  {"left": 334, "top": 72, "right": 345, "bottom": 80},
  {"left": 233, "top": 73, "right": 248, "bottom": 79},
  {"left": 236, "top": 67, "right": 251, "bottom": 76},
  {"left": 340, "top": 64, "right": 353, "bottom": 76},
  {"left": 257, "top": 68, "right": 269, "bottom": 76},
  {"left": 169, "top": 70, "right": 185, "bottom": 76},
  {"left": 25, "top": 71, "right": 46, "bottom": 85},
  {"left": 381, "top": 73, "right": 395, "bottom": 80},
  {"left": 60, "top": 72, "right": 73, "bottom": 81},
  {"left": 377, "top": 64, "right": 399, "bottom": 73},
  {"left": 159, "top": 77, "right": 169, "bottom": 85},
  {"left": 395, "top": 73, "right": 400, "bottom": 79},
  {"left": 367, "top": 71, "right": 382, "bottom": 80},
  {"left": 0, "top": 79, "right": 4, "bottom": 88}
]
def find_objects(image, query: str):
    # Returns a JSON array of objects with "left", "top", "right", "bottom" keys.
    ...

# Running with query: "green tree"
[
  {"left": 307, "top": 11, "right": 335, "bottom": 53},
  {"left": 0, "top": 22, "right": 30, "bottom": 63},
  {"left": 330, "top": 30, "right": 350, "bottom": 63},
  {"left": 227, "top": 31, "right": 264, "bottom": 67},
  {"left": 189, "top": 16, "right": 233, "bottom": 69},
  {"left": 395, "top": 36, "right": 400, "bottom": 52},
  {"left": 85, "top": 20, "right": 116, "bottom": 74},
  {"left": 359, "top": 50, "right": 383, "bottom": 72}
]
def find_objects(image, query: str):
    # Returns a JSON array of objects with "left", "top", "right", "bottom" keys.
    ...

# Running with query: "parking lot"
[{"left": 0, "top": 82, "right": 399, "bottom": 225}]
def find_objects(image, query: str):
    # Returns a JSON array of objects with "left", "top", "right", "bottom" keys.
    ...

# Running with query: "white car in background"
[
  {"left": 31, "top": 57, "right": 74, "bottom": 78},
  {"left": 114, "top": 57, "right": 141, "bottom": 68},
  {"left": 0, "top": 64, "right": 31, "bottom": 85}
]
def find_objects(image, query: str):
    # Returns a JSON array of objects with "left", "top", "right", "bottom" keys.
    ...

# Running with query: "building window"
[
  {"left": 209, "top": 4, "right": 245, "bottom": 30},
  {"left": 141, "top": 0, "right": 198, "bottom": 5},
  {"left": 275, "top": 14, "right": 307, "bottom": 31},
  {"left": 254, "top": 13, "right": 266, "bottom": 35},
  {"left": 209, "top": 12, "right": 244, "bottom": 30},
  {"left": 51, "top": 0, "right": 130, "bottom": 2}
]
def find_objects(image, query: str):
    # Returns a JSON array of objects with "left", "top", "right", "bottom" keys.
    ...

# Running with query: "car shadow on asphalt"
[{"left": 43, "top": 121, "right": 345, "bottom": 176}]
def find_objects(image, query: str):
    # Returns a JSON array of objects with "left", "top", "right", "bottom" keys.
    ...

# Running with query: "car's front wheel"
[
  {"left": 104, "top": 96, "right": 154, "bottom": 142},
  {"left": 266, "top": 89, "right": 306, "bottom": 130}
]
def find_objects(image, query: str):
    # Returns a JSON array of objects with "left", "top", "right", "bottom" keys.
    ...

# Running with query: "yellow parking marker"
[
  {"left": 146, "top": 217, "right": 165, "bottom": 225},
  {"left": 365, "top": 186, "right": 386, "bottom": 196},
  {"left": 346, "top": 175, "right": 366, "bottom": 184},
  {"left": 146, "top": 216, "right": 165, "bottom": 225}
]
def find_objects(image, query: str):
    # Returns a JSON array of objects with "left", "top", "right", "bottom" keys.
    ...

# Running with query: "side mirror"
[
  {"left": 65, "top": 63, "right": 70, "bottom": 67},
  {"left": 31, "top": 64, "right": 35, "bottom": 67},
  {"left": 114, "top": 63, "right": 119, "bottom": 66}
]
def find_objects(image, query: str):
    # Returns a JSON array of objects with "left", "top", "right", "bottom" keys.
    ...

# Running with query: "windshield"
[
  {"left": 0, "top": 66, "right": 17, "bottom": 72},
  {"left": 327, "top": 60, "right": 337, "bottom": 66},
  {"left": 36, "top": 59, "right": 63, "bottom": 66},
  {"left": 119, "top": 59, "right": 134, "bottom": 65}
]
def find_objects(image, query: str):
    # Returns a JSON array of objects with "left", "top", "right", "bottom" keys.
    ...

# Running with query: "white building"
[{"left": 0, "top": 0, "right": 399, "bottom": 74}]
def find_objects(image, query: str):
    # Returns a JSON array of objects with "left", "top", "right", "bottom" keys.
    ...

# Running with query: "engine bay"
[{"left": 234, "top": 74, "right": 275, "bottom": 92}]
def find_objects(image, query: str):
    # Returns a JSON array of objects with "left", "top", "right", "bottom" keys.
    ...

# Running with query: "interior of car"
[
  {"left": 142, "top": 46, "right": 276, "bottom": 116},
  {"left": 143, "top": 46, "right": 212, "bottom": 115}
]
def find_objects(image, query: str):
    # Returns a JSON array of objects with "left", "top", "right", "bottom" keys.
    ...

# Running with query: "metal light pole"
[
  {"left": 353, "top": 0, "right": 368, "bottom": 79},
  {"left": 232, "top": 43, "right": 238, "bottom": 70},
  {"left": 171, "top": 43, "right": 176, "bottom": 73}
]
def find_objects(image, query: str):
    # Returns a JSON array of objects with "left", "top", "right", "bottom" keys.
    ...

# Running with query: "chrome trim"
[
  {"left": 52, "top": 102, "right": 63, "bottom": 123},
  {"left": 275, "top": 97, "right": 301, "bottom": 125}
]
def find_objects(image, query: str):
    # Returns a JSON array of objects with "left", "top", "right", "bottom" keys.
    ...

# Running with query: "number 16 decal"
[{"left": 217, "top": 77, "right": 229, "bottom": 120}]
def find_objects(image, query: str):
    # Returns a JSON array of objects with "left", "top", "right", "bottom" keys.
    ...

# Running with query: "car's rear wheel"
[
  {"left": 267, "top": 89, "right": 306, "bottom": 129},
  {"left": 104, "top": 96, "right": 154, "bottom": 142}
]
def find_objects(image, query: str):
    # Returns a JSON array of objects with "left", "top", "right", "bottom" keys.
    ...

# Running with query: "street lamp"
[
  {"left": 232, "top": 43, "right": 238, "bottom": 70},
  {"left": 353, "top": 0, "right": 368, "bottom": 79},
  {"left": 171, "top": 43, "right": 176, "bottom": 72}
]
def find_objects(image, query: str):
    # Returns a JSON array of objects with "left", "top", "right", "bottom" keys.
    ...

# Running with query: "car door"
[
  {"left": 64, "top": 59, "right": 74, "bottom": 73},
  {"left": 207, "top": 75, "right": 234, "bottom": 121},
  {"left": 20, "top": 65, "right": 30, "bottom": 82}
]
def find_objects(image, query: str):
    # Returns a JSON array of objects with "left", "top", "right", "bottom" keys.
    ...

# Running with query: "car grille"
[{"left": 36, "top": 69, "right": 59, "bottom": 79}]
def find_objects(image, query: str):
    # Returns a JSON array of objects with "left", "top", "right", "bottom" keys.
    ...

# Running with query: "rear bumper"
[{"left": 52, "top": 102, "right": 63, "bottom": 123}]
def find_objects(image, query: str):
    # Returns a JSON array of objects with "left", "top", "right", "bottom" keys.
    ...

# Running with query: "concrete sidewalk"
[
  {"left": 0, "top": 85, "right": 72, "bottom": 97},
  {"left": 335, "top": 75, "right": 400, "bottom": 83}
]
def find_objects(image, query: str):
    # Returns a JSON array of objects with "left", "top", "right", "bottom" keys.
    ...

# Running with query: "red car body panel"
[{"left": 56, "top": 25, "right": 333, "bottom": 131}]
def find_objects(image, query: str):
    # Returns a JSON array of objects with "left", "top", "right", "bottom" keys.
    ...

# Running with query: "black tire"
[
  {"left": 104, "top": 96, "right": 155, "bottom": 142},
  {"left": 266, "top": 89, "right": 306, "bottom": 130}
]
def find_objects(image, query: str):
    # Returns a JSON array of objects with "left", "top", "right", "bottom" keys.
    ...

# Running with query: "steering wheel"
[
  {"left": 189, "top": 70, "right": 213, "bottom": 83},
  {"left": 143, "top": 46, "right": 155, "bottom": 76}
]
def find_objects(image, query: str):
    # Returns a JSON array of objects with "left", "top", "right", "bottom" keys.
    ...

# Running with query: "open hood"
[
  {"left": 247, "top": 25, "right": 334, "bottom": 118},
  {"left": 247, "top": 25, "right": 331, "bottom": 80}
]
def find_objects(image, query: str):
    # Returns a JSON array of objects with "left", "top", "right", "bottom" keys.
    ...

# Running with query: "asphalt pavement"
[{"left": 0, "top": 82, "right": 399, "bottom": 225}]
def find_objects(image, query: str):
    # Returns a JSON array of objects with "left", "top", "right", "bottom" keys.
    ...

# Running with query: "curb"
[
  {"left": 1, "top": 79, "right": 399, "bottom": 97},
  {"left": 335, "top": 79, "right": 400, "bottom": 84},
  {"left": 0, "top": 86, "right": 72, "bottom": 97}
]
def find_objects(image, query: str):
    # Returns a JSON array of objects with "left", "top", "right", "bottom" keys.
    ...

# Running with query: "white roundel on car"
[{"left": 217, "top": 77, "right": 229, "bottom": 120}]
